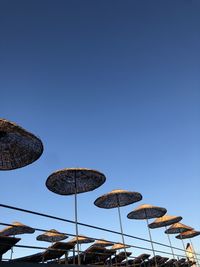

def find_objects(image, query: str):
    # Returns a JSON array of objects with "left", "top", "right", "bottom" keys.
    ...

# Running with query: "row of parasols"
[{"left": 0, "top": 119, "right": 199, "bottom": 267}]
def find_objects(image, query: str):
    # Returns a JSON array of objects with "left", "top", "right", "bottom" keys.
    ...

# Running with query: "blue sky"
[{"left": 0, "top": 0, "right": 200, "bottom": 259}]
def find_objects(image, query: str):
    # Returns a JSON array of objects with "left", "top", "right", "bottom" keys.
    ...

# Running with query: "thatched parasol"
[
  {"left": 94, "top": 189, "right": 142, "bottom": 266},
  {"left": 164, "top": 223, "right": 193, "bottom": 235},
  {"left": 36, "top": 229, "right": 68, "bottom": 243},
  {"left": 0, "top": 118, "right": 43, "bottom": 170},
  {"left": 148, "top": 215, "right": 182, "bottom": 229},
  {"left": 176, "top": 230, "right": 200, "bottom": 266},
  {"left": 176, "top": 230, "right": 200, "bottom": 240},
  {"left": 127, "top": 204, "right": 167, "bottom": 267},
  {"left": 46, "top": 168, "right": 106, "bottom": 265},
  {"left": 111, "top": 243, "right": 130, "bottom": 250},
  {"left": 148, "top": 215, "right": 182, "bottom": 259},
  {"left": 0, "top": 222, "right": 35, "bottom": 236},
  {"left": 165, "top": 222, "right": 193, "bottom": 260},
  {"left": 93, "top": 239, "right": 114, "bottom": 247},
  {"left": 69, "top": 235, "right": 95, "bottom": 244}
]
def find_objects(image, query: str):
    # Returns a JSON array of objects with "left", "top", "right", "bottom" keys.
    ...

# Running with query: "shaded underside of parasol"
[
  {"left": 46, "top": 168, "right": 106, "bottom": 195},
  {"left": 148, "top": 215, "right": 182, "bottom": 229},
  {"left": 36, "top": 229, "right": 68, "bottom": 242},
  {"left": 0, "top": 118, "right": 43, "bottom": 170},
  {"left": 0, "top": 222, "right": 35, "bottom": 236},
  {"left": 127, "top": 204, "right": 167, "bottom": 219},
  {"left": 94, "top": 189, "right": 142, "bottom": 209}
]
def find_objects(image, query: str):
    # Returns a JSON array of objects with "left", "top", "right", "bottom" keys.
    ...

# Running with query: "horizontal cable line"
[{"left": 0, "top": 203, "right": 198, "bottom": 257}]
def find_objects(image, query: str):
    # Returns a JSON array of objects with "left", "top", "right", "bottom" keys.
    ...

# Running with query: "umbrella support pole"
[
  {"left": 165, "top": 226, "right": 176, "bottom": 259},
  {"left": 74, "top": 173, "right": 80, "bottom": 266},
  {"left": 189, "top": 239, "right": 199, "bottom": 267},
  {"left": 117, "top": 205, "right": 128, "bottom": 267},
  {"left": 180, "top": 235, "right": 187, "bottom": 260},
  {"left": 146, "top": 218, "right": 157, "bottom": 267}
]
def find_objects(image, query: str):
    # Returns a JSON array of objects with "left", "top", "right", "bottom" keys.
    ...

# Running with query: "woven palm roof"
[
  {"left": 46, "top": 168, "right": 106, "bottom": 195},
  {"left": 176, "top": 230, "right": 200, "bottom": 239},
  {"left": 148, "top": 215, "right": 182, "bottom": 229},
  {"left": 0, "top": 118, "right": 43, "bottom": 170},
  {"left": 94, "top": 189, "right": 142, "bottom": 209},
  {"left": 164, "top": 223, "right": 193, "bottom": 234},
  {"left": 36, "top": 229, "right": 68, "bottom": 242},
  {"left": 68, "top": 235, "right": 95, "bottom": 244},
  {"left": 0, "top": 222, "right": 35, "bottom": 236},
  {"left": 127, "top": 204, "right": 167, "bottom": 220}
]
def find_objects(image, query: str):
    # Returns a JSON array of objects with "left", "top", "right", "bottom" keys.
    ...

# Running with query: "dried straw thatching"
[
  {"left": 0, "top": 222, "right": 35, "bottom": 236},
  {"left": 46, "top": 168, "right": 106, "bottom": 195},
  {"left": 94, "top": 189, "right": 142, "bottom": 209},
  {"left": 111, "top": 243, "right": 130, "bottom": 250},
  {"left": 164, "top": 223, "right": 193, "bottom": 234},
  {"left": 93, "top": 239, "right": 114, "bottom": 247},
  {"left": 176, "top": 230, "right": 200, "bottom": 239},
  {"left": 68, "top": 235, "right": 95, "bottom": 244},
  {"left": 148, "top": 215, "right": 182, "bottom": 229},
  {"left": 36, "top": 229, "right": 68, "bottom": 242},
  {"left": 127, "top": 204, "right": 167, "bottom": 220},
  {"left": 0, "top": 118, "right": 43, "bottom": 170}
]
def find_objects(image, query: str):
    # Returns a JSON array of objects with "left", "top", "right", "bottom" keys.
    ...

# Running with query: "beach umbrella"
[
  {"left": 93, "top": 239, "right": 115, "bottom": 247},
  {"left": 0, "top": 118, "right": 43, "bottom": 170},
  {"left": 0, "top": 222, "right": 35, "bottom": 259},
  {"left": 36, "top": 229, "right": 68, "bottom": 243},
  {"left": 148, "top": 215, "right": 182, "bottom": 259},
  {"left": 127, "top": 204, "right": 167, "bottom": 267},
  {"left": 165, "top": 223, "right": 193, "bottom": 260},
  {"left": 0, "top": 222, "right": 35, "bottom": 236},
  {"left": 111, "top": 243, "right": 131, "bottom": 251},
  {"left": 176, "top": 230, "right": 200, "bottom": 266},
  {"left": 94, "top": 189, "right": 142, "bottom": 265},
  {"left": 46, "top": 168, "right": 106, "bottom": 265}
]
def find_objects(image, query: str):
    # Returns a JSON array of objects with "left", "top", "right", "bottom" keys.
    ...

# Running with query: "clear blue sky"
[{"left": 0, "top": 0, "right": 200, "bottom": 259}]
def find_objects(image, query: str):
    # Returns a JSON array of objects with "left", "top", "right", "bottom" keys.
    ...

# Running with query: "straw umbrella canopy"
[
  {"left": 127, "top": 204, "right": 167, "bottom": 267},
  {"left": 69, "top": 235, "right": 95, "bottom": 245},
  {"left": 164, "top": 223, "right": 193, "bottom": 235},
  {"left": 165, "top": 223, "right": 193, "bottom": 260},
  {"left": 111, "top": 243, "right": 131, "bottom": 250},
  {"left": 46, "top": 167, "right": 106, "bottom": 265},
  {"left": 176, "top": 230, "right": 200, "bottom": 240},
  {"left": 0, "top": 118, "right": 43, "bottom": 170},
  {"left": 94, "top": 189, "right": 142, "bottom": 265},
  {"left": 93, "top": 239, "right": 114, "bottom": 247},
  {"left": 36, "top": 229, "right": 68, "bottom": 243},
  {"left": 176, "top": 230, "right": 200, "bottom": 267},
  {"left": 148, "top": 215, "right": 182, "bottom": 259},
  {"left": 0, "top": 222, "right": 35, "bottom": 236}
]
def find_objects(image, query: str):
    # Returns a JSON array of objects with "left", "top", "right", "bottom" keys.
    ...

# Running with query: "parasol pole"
[
  {"left": 74, "top": 171, "right": 80, "bottom": 265},
  {"left": 117, "top": 196, "right": 128, "bottom": 267},
  {"left": 145, "top": 214, "right": 157, "bottom": 267},
  {"left": 165, "top": 226, "right": 176, "bottom": 259},
  {"left": 179, "top": 232, "right": 188, "bottom": 261}
]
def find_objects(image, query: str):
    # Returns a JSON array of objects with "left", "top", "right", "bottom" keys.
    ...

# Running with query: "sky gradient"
[{"left": 0, "top": 0, "right": 200, "bottom": 259}]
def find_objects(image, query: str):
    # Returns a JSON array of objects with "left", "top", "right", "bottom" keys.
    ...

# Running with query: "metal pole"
[
  {"left": 74, "top": 171, "right": 80, "bottom": 265},
  {"left": 146, "top": 217, "right": 157, "bottom": 267},
  {"left": 117, "top": 200, "right": 128, "bottom": 267},
  {"left": 165, "top": 226, "right": 176, "bottom": 259},
  {"left": 179, "top": 233, "right": 188, "bottom": 261}
]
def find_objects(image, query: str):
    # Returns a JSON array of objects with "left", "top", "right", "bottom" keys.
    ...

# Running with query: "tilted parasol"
[
  {"left": 0, "top": 118, "right": 43, "bottom": 170},
  {"left": 127, "top": 204, "right": 167, "bottom": 267},
  {"left": 0, "top": 222, "right": 35, "bottom": 236},
  {"left": 46, "top": 168, "right": 106, "bottom": 265},
  {"left": 93, "top": 239, "right": 114, "bottom": 247},
  {"left": 36, "top": 229, "right": 68, "bottom": 243},
  {"left": 148, "top": 214, "right": 182, "bottom": 259},
  {"left": 94, "top": 189, "right": 142, "bottom": 266},
  {"left": 68, "top": 235, "right": 95, "bottom": 244},
  {"left": 176, "top": 230, "right": 200, "bottom": 240},
  {"left": 111, "top": 243, "right": 131, "bottom": 250},
  {"left": 148, "top": 215, "right": 182, "bottom": 259},
  {"left": 165, "top": 222, "right": 193, "bottom": 260}
]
